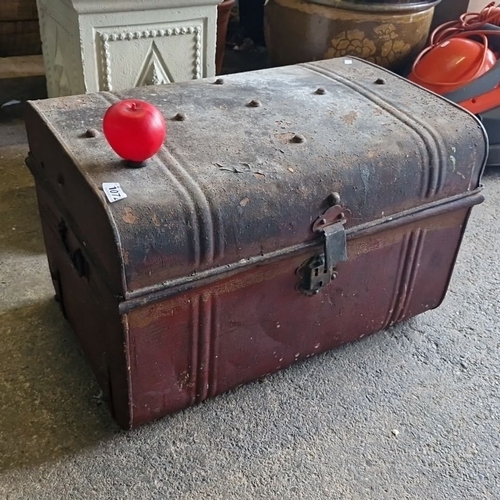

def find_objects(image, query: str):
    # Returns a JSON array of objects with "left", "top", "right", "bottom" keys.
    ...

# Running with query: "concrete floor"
[{"left": 0, "top": 113, "right": 499, "bottom": 500}]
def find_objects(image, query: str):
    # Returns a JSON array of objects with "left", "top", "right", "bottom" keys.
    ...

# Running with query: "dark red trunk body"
[{"left": 25, "top": 58, "right": 487, "bottom": 429}]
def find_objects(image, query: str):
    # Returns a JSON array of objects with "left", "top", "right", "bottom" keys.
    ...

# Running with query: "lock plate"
[{"left": 297, "top": 201, "right": 349, "bottom": 296}]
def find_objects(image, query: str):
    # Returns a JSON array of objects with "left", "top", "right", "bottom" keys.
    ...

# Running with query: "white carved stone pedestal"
[{"left": 36, "top": 0, "right": 220, "bottom": 97}]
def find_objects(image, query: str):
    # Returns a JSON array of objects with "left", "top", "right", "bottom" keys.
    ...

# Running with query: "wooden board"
[
  {"left": 0, "top": 0, "right": 38, "bottom": 22},
  {"left": 0, "top": 55, "right": 45, "bottom": 79},
  {"left": 0, "top": 20, "right": 41, "bottom": 57}
]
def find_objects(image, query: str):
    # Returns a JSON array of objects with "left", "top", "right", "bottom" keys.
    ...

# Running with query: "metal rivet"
[
  {"left": 327, "top": 192, "right": 341, "bottom": 206},
  {"left": 174, "top": 112, "right": 187, "bottom": 121},
  {"left": 375, "top": 78, "right": 386, "bottom": 85},
  {"left": 339, "top": 212, "right": 345, "bottom": 219},
  {"left": 331, "top": 271, "right": 338, "bottom": 280},
  {"left": 291, "top": 134, "right": 306, "bottom": 144},
  {"left": 85, "top": 128, "right": 99, "bottom": 138},
  {"left": 320, "top": 218, "right": 326, "bottom": 225},
  {"left": 315, "top": 87, "right": 326, "bottom": 95},
  {"left": 214, "top": 78, "right": 224, "bottom": 85},
  {"left": 248, "top": 99, "right": 261, "bottom": 108}
]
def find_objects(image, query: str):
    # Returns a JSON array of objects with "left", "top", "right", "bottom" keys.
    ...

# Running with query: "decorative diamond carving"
[{"left": 135, "top": 42, "right": 173, "bottom": 87}]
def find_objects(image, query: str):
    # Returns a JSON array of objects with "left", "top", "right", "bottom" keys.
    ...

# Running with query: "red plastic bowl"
[{"left": 408, "top": 37, "right": 497, "bottom": 95}]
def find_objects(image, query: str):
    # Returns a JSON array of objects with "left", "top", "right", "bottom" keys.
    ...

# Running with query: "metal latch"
[{"left": 297, "top": 194, "right": 349, "bottom": 296}]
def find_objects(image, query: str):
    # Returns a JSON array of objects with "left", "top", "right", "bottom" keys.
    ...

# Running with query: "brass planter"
[{"left": 264, "top": 0, "right": 441, "bottom": 72}]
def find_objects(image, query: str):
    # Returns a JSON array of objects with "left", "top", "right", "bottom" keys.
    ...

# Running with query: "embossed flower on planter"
[
  {"left": 383, "top": 39, "right": 411, "bottom": 59},
  {"left": 365, "top": 23, "right": 411, "bottom": 68},
  {"left": 373, "top": 23, "right": 398, "bottom": 42},
  {"left": 326, "top": 29, "right": 376, "bottom": 59},
  {"left": 369, "top": 39, "right": 412, "bottom": 67}
]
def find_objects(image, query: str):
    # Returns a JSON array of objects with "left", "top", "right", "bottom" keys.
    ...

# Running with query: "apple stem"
[{"left": 130, "top": 102, "right": 137, "bottom": 111}]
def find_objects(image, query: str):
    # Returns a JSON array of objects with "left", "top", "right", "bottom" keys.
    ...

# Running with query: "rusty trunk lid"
[{"left": 25, "top": 57, "right": 488, "bottom": 299}]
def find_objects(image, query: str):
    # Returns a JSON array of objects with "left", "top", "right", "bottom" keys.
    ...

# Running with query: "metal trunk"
[{"left": 25, "top": 57, "right": 487, "bottom": 428}]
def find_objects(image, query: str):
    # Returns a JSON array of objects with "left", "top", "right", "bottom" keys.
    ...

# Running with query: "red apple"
[{"left": 103, "top": 99, "right": 167, "bottom": 163}]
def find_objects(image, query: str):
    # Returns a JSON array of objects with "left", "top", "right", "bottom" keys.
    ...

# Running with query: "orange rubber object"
[{"left": 408, "top": 37, "right": 497, "bottom": 95}]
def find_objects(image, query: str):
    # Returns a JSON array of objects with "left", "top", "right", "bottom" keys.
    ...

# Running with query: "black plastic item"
[
  {"left": 443, "top": 60, "right": 500, "bottom": 103},
  {"left": 443, "top": 87, "right": 500, "bottom": 167},
  {"left": 443, "top": 70, "right": 500, "bottom": 167},
  {"left": 238, "top": 0, "right": 265, "bottom": 45},
  {"left": 478, "top": 108, "right": 500, "bottom": 167}
]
